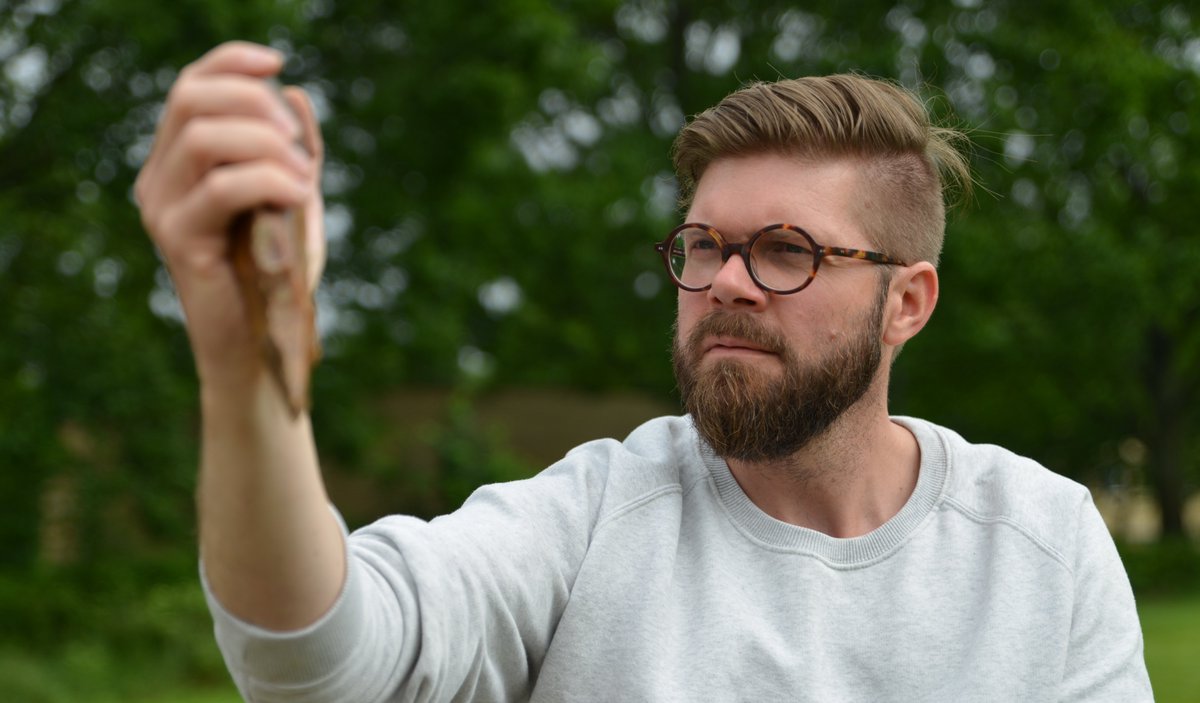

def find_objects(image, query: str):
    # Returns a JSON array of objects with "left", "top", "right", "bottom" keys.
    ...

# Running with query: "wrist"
[{"left": 200, "top": 369, "right": 305, "bottom": 431}]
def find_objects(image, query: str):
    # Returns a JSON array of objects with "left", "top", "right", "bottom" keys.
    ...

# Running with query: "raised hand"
[{"left": 135, "top": 41, "right": 325, "bottom": 399}]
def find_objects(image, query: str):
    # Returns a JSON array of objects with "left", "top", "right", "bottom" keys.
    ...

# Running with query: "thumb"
[
  {"left": 280, "top": 86, "right": 326, "bottom": 292},
  {"left": 281, "top": 86, "right": 324, "bottom": 166}
]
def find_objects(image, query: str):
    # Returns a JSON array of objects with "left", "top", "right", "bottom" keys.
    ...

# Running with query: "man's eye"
[{"left": 761, "top": 241, "right": 807, "bottom": 254}]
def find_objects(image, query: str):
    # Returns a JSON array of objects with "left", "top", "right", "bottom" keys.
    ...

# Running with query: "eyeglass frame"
[{"left": 654, "top": 222, "right": 908, "bottom": 295}]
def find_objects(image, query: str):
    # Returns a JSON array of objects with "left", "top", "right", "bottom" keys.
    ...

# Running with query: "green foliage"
[
  {"left": 1119, "top": 539, "right": 1200, "bottom": 597},
  {"left": 1139, "top": 591, "right": 1200, "bottom": 702},
  {"left": 2, "top": 0, "right": 1199, "bottom": 673},
  {"left": 430, "top": 394, "right": 536, "bottom": 513},
  {"left": 0, "top": 553, "right": 197, "bottom": 648},
  {"left": 0, "top": 578, "right": 229, "bottom": 702},
  {"left": 0, "top": 0, "right": 297, "bottom": 578}
]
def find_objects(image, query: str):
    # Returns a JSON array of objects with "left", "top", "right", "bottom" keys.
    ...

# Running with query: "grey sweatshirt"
[{"left": 206, "top": 416, "right": 1153, "bottom": 702}]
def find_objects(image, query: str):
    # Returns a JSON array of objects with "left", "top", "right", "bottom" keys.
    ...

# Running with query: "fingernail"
[
  {"left": 252, "top": 215, "right": 292, "bottom": 274},
  {"left": 246, "top": 45, "right": 284, "bottom": 70}
]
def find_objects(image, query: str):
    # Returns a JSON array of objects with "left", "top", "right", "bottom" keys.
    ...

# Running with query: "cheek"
[
  {"left": 776, "top": 297, "right": 847, "bottom": 345},
  {"left": 675, "top": 292, "right": 705, "bottom": 339},
  {"left": 814, "top": 282, "right": 864, "bottom": 323}
]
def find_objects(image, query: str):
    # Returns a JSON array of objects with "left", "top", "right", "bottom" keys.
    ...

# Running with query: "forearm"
[{"left": 198, "top": 373, "right": 345, "bottom": 631}]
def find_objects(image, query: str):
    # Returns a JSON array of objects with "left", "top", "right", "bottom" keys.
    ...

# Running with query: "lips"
[
  {"left": 703, "top": 336, "right": 777, "bottom": 355},
  {"left": 684, "top": 310, "right": 787, "bottom": 363}
]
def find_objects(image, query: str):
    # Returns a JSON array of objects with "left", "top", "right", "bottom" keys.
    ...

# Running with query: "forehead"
[{"left": 686, "top": 154, "right": 870, "bottom": 246}]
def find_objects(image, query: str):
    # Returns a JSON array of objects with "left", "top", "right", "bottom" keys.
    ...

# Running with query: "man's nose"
[{"left": 707, "top": 254, "right": 766, "bottom": 308}]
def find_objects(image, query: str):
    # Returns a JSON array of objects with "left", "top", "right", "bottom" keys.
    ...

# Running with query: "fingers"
[
  {"left": 143, "top": 43, "right": 289, "bottom": 169},
  {"left": 154, "top": 75, "right": 303, "bottom": 166},
  {"left": 154, "top": 162, "right": 312, "bottom": 272},
  {"left": 138, "top": 118, "right": 312, "bottom": 248},
  {"left": 139, "top": 41, "right": 298, "bottom": 208},
  {"left": 282, "top": 87, "right": 324, "bottom": 166},
  {"left": 183, "top": 41, "right": 286, "bottom": 80},
  {"left": 183, "top": 162, "right": 310, "bottom": 239},
  {"left": 159, "top": 116, "right": 312, "bottom": 200},
  {"left": 137, "top": 40, "right": 316, "bottom": 243},
  {"left": 134, "top": 41, "right": 327, "bottom": 388},
  {"left": 280, "top": 86, "right": 328, "bottom": 291}
]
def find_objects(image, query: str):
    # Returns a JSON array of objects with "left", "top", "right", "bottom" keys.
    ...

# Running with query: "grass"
[
  {"left": 1140, "top": 592, "right": 1200, "bottom": 702},
  {"left": 91, "top": 692, "right": 241, "bottom": 703},
  {"left": 118, "top": 692, "right": 241, "bottom": 703}
]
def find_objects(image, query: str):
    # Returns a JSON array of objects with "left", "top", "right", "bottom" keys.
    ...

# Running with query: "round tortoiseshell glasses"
[{"left": 654, "top": 223, "right": 907, "bottom": 295}]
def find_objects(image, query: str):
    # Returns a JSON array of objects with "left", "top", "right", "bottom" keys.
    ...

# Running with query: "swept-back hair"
[{"left": 672, "top": 75, "right": 971, "bottom": 265}]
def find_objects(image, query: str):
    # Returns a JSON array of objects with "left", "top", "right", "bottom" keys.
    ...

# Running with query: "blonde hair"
[{"left": 672, "top": 74, "right": 971, "bottom": 266}]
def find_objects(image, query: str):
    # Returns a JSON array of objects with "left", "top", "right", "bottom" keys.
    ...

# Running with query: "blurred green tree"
[{"left": 1, "top": 0, "right": 1196, "bottom": 617}]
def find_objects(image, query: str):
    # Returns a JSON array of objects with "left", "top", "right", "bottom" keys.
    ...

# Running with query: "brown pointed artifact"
[{"left": 229, "top": 98, "right": 320, "bottom": 418}]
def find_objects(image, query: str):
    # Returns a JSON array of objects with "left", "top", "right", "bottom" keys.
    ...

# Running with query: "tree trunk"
[
  {"left": 1143, "top": 325, "right": 1186, "bottom": 538},
  {"left": 667, "top": 0, "right": 691, "bottom": 110}
]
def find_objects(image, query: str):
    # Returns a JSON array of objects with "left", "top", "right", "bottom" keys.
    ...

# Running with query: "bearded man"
[{"left": 136, "top": 42, "right": 1152, "bottom": 702}]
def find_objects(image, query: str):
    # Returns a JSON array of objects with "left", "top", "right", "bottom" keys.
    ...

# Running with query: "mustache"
[{"left": 683, "top": 310, "right": 787, "bottom": 357}]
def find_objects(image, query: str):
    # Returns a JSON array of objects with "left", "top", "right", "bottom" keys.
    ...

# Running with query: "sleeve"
[
  {"left": 203, "top": 450, "right": 608, "bottom": 703},
  {"left": 1056, "top": 491, "right": 1155, "bottom": 702}
]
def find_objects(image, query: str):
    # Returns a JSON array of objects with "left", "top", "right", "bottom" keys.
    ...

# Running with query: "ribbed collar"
[{"left": 699, "top": 416, "right": 949, "bottom": 568}]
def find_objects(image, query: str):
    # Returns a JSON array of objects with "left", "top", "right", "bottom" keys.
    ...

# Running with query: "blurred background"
[{"left": 1, "top": 0, "right": 1197, "bottom": 700}]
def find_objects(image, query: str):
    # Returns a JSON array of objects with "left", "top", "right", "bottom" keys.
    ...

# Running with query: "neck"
[{"left": 723, "top": 388, "right": 921, "bottom": 538}]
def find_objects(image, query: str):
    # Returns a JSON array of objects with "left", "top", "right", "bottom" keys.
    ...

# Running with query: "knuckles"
[
  {"left": 176, "top": 119, "right": 241, "bottom": 168},
  {"left": 197, "top": 167, "right": 240, "bottom": 206},
  {"left": 133, "top": 173, "right": 164, "bottom": 235},
  {"left": 136, "top": 48, "right": 314, "bottom": 271},
  {"left": 164, "top": 74, "right": 200, "bottom": 119}
]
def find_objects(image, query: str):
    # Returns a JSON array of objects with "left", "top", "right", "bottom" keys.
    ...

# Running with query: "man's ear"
[{"left": 883, "top": 262, "right": 938, "bottom": 347}]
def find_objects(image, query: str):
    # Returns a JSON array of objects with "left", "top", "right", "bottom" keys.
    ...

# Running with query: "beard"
[{"left": 672, "top": 285, "right": 886, "bottom": 464}]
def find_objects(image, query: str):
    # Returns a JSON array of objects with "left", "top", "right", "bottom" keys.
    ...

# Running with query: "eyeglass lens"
[{"left": 667, "top": 227, "right": 816, "bottom": 291}]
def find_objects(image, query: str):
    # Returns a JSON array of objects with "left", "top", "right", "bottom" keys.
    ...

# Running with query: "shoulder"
[
  {"left": 552, "top": 414, "right": 708, "bottom": 515},
  {"left": 569, "top": 414, "right": 703, "bottom": 478},
  {"left": 435, "top": 415, "right": 703, "bottom": 530},
  {"left": 897, "top": 417, "right": 1095, "bottom": 567}
]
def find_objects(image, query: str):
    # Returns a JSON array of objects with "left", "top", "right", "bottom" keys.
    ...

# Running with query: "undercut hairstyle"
[{"left": 672, "top": 74, "right": 972, "bottom": 266}]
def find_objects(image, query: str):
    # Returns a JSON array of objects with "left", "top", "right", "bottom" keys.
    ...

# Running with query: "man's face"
[{"left": 672, "top": 154, "right": 890, "bottom": 461}]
